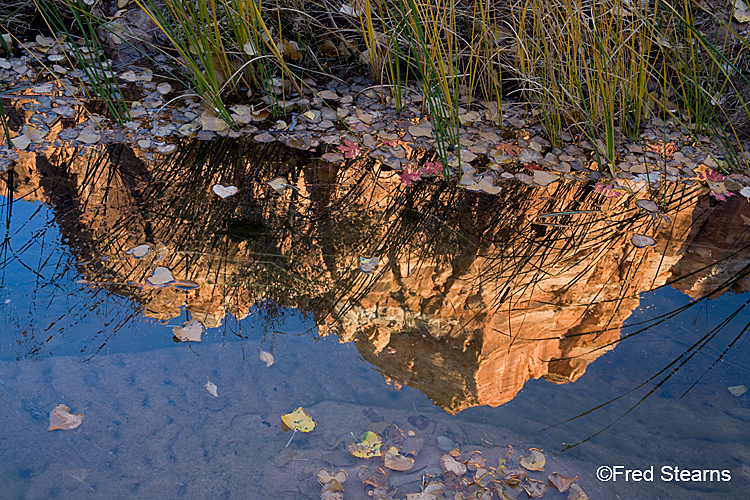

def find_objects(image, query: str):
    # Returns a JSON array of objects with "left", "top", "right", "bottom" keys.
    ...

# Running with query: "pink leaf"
[
  {"left": 399, "top": 169, "right": 422, "bottom": 186},
  {"left": 423, "top": 160, "right": 442, "bottom": 175},
  {"left": 594, "top": 182, "right": 621, "bottom": 198},
  {"left": 338, "top": 139, "right": 363, "bottom": 159}
]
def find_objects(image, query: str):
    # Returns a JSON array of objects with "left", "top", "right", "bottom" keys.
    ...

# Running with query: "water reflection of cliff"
[{"left": 3, "top": 136, "right": 750, "bottom": 413}]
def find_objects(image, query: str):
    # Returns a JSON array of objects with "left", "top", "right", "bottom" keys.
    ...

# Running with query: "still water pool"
[{"left": 1, "top": 139, "right": 749, "bottom": 499}]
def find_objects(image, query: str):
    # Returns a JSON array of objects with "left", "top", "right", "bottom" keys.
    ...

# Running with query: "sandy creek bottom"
[{"left": 0, "top": 305, "right": 748, "bottom": 500}]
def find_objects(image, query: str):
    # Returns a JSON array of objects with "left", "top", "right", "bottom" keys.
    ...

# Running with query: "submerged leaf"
[
  {"left": 48, "top": 404, "right": 84, "bottom": 431},
  {"left": 205, "top": 378, "right": 219, "bottom": 397},
  {"left": 62, "top": 469, "right": 93, "bottom": 491},
  {"left": 348, "top": 431, "right": 382, "bottom": 458},
  {"left": 281, "top": 407, "right": 316, "bottom": 432},
  {"left": 384, "top": 446, "right": 415, "bottom": 471},
  {"left": 440, "top": 454, "right": 467, "bottom": 475},
  {"left": 519, "top": 449, "right": 546, "bottom": 471},
  {"left": 548, "top": 472, "right": 577, "bottom": 492},
  {"left": 268, "top": 177, "right": 291, "bottom": 194},
  {"left": 728, "top": 385, "right": 747, "bottom": 397},
  {"left": 259, "top": 348, "right": 274, "bottom": 367}
]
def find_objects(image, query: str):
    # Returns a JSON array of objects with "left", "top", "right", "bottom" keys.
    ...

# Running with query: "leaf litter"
[{"left": 48, "top": 404, "right": 84, "bottom": 431}]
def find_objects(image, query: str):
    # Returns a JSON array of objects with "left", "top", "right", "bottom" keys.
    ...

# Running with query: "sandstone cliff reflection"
[{"left": 4, "top": 136, "right": 749, "bottom": 413}]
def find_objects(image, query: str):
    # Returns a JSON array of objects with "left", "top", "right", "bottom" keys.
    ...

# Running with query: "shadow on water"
[{"left": 2, "top": 135, "right": 750, "bottom": 498}]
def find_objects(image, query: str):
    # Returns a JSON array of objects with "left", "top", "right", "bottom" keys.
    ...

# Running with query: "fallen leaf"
[
  {"left": 212, "top": 184, "right": 239, "bottom": 198},
  {"left": 173, "top": 319, "right": 203, "bottom": 342},
  {"left": 357, "top": 465, "right": 390, "bottom": 487},
  {"left": 548, "top": 472, "right": 577, "bottom": 492},
  {"left": 317, "top": 468, "right": 348, "bottom": 487},
  {"left": 156, "top": 82, "right": 172, "bottom": 94},
  {"left": 125, "top": 244, "right": 150, "bottom": 259},
  {"left": 740, "top": 186, "right": 750, "bottom": 199},
  {"left": 148, "top": 266, "right": 175, "bottom": 286},
  {"left": 48, "top": 404, "right": 84, "bottom": 431},
  {"left": 524, "top": 478, "right": 548, "bottom": 498},
  {"left": 567, "top": 483, "right": 589, "bottom": 500},
  {"left": 205, "top": 378, "right": 219, "bottom": 397},
  {"left": 440, "top": 454, "right": 467, "bottom": 475},
  {"left": 11, "top": 135, "right": 31, "bottom": 150},
  {"left": 275, "top": 447, "right": 294, "bottom": 467},
  {"left": 347, "top": 431, "right": 382, "bottom": 458},
  {"left": 631, "top": 234, "right": 656, "bottom": 248},
  {"left": 281, "top": 407, "right": 316, "bottom": 432},
  {"left": 519, "top": 449, "right": 546, "bottom": 471},
  {"left": 339, "top": 139, "right": 363, "bottom": 158},
  {"left": 260, "top": 348, "right": 274, "bottom": 367},
  {"left": 62, "top": 469, "right": 93, "bottom": 491},
  {"left": 268, "top": 177, "right": 291, "bottom": 194},
  {"left": 384, "top": 446, "right": 415, "bottom": 471},
  {"left": 399, "top": 169, "right": 422, "bottom": 186},
  {"left": 533, "top": 170, "right": 559, "bottom": 187},
  {"left": 407, "top": 414, "right": 429, "bottom": 430},
  {"left": 636, "top": 199, "right": 659, "bottom": 213},
  {"left": 359, "top": 256, "right": 380, "bottom": 273},
  {"left": 728, "top": 385, "right": 747, "bottom": 397},
  {"left": 320, "top": 490, "right": 344, "bottom": 500},
  {"left": 409, "top": 120, "right": 433, "bottom": 138},
  {"left": 173, "top": 279, "right": 200, "bottom": 290}
]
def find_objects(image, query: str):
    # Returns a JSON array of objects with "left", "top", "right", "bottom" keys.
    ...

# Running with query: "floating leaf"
[
  {"left": 125, "top": 244, "right": 150, "bottom": 259},
  {"left": 348, "top": 431, "right": 382, "bottom": 458},
  {"left": 173, "top": 319, "right": 203, "bottom": 342},
  {"left": 205, "top": 377, "right": 219, "bottom": 397},
  {"left": 260, "top": 348, "right": 274, "bottom": 367},
  {"left": 440, "top": 454, "right": 467, "bottom": 475},
  {"left": 339, "top": 139, "right": 363, "bottom": 158},
  {"left": 631, "top": 234, "right": 656, "bottom": 248},
  {"left": 548, "top": 472, "right": 577, "bottom": 492},
  {"left": 281, "top": 407, "right": 316, "bottom": 432},
  {"left": 48, "top": 404, "right": 84, "bottom": 431},
  {"left": 519, "top": 449, "right": 546, "bottom": 471},
  {"left": 268, "top": 177, "right": 291, "bottom": 194},
  {"left": 148, "top": 266, "right": 175, "bottom": 286},
  {"left": 728, "top": 385, "right": 747, "bottom": 397},
  {"left": 359, "top": 256, "right": 380, "bottom": 273},
  {"left": 174, "top": 279, "right": 200, "bottom": 290},
  {"left": 384, "top": 446, "right": 415, "bottom": 471},
  {"left": 212, "top": 184, "right": 238, "bottom": 198}
]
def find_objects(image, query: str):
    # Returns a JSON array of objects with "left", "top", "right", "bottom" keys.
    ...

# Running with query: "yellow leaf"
[
  {"left": 281, "top": 407, "right": 316, "bottom": 432},
  {"left": 347, "top": 431, "right": 382, "bottom": 458}
]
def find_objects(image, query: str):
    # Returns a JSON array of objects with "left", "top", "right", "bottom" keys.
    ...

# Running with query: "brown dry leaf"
[
  {"left": 357, "top": 465, "right": 390, "bottom": 487},
  {"left": 548, "top": 472, "right": 578, "bottom": 493},
  {"left": 440, "top": 454, "right": 467, "bottom": 475},
  {"left": 523, "top": 478, "right": 548, "bottom": 498},
  {"left": 62, "top": 469, "right": 93, "bottom": 491},
  {"left": 320, "top": 490, "right": 344, "bottom": 500},
  {"left": 383, "top": 446, "right": 415, "bottom": 471},
  {"left": 259, "top": 348, "right": 274, "bottom": 367},
  {"left": 205, "top": 377, "right": 219, "bottom": 397},
  {"left": 567, "top": 483, "right": 589, "bottom": 500},
  {"left": 317, "top": 468, "right": 348, "bottom": 487},
  {"left": 519, "top": 449, "right": 546, "bottom": 471},
  {"left": 48, "top": 404, "right": 84, "bottom": 431}
]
